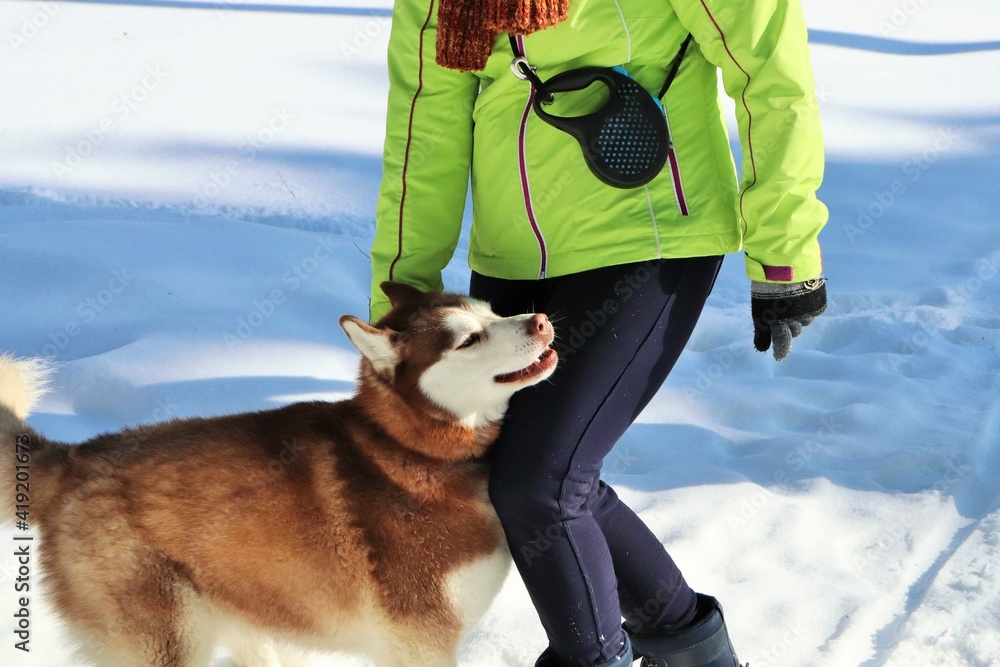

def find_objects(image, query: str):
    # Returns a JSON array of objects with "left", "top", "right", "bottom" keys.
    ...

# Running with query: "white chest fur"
[{"left": 444, "top": 544, "right": 512, "bottom": 641}]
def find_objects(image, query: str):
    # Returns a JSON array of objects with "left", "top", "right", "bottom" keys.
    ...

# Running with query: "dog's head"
[{"left": 340, "top": 282, "right": 557, "bottom": 428}]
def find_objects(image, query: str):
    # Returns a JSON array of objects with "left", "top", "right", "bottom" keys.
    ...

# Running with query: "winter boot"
[
  {"left": 534, "top": 633, "right": 633, "bottom": 667},
  {"left": 629, "top": 594, "right": 744, "bottom": 667}
]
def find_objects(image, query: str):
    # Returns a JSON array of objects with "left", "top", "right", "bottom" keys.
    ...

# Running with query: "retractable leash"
[{"left": 509, "top": 34, "right": 692, "bottom": 189}]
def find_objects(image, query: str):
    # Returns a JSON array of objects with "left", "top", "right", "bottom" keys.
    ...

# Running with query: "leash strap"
[
  {"left": 508, "top": 36, "right": 555, "bottom": 103},
  {"left": 658, "top": 33, "right": 693, "bottom": 100},
  {"left": 509, "top": 33, "right": 693, "bottom": 104}
]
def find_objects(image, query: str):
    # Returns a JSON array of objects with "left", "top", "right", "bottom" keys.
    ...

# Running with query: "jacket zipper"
[
  {"left": 663, "top": 112, "right": 690, "bottom": 216},
  {"left": 667, "top": 146, "right": 689, "bottom": 216},
  {"left": 514, "top": 35, "right": 549, "bottom": 279}
]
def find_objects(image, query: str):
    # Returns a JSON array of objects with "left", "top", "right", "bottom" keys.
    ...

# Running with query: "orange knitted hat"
[{"left": 436, "top": 0, "right": 569, "bottom": 71}]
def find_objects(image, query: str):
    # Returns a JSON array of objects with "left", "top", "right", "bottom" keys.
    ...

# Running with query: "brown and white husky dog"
[{"left": 0, "top": 282, "right": 558, "bottom": 667}]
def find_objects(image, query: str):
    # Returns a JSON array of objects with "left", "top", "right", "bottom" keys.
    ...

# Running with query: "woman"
[{"left": 368, "top": 0, "right": 828, "bottom": 665}]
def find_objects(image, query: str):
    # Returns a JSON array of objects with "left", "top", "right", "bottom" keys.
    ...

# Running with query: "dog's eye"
[{"left": 457, "top": 333, "right": 481, "bottom": 350}]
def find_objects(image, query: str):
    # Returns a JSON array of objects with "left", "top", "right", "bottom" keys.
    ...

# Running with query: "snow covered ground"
[{"left": 2, "top": 0, "right": 999, "bottom": 665}]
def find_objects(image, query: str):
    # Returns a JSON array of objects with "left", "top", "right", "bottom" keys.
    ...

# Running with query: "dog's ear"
[
  {"left": 380, "top": 281, "right": 424, "bottom": 308},
  {"left": 340, "top": 315, "right": 399, "bottom": 378}
]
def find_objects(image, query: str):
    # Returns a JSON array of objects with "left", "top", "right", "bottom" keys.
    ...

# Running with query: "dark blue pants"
[{"left": 470, "top": 256, "right": 724, "bottom": 666}]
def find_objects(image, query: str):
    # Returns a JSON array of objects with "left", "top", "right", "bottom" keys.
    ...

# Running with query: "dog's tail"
[
  {"left": 0, "top": 355, "right": 65, "bottom": 523},
  {"left": 0, "top": 355, "right": 52, "bottom": 422}
]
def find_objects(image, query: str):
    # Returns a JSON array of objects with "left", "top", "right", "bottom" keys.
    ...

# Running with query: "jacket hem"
[{"left": 470, "top": 230, "right": 740, "bottom": 280}]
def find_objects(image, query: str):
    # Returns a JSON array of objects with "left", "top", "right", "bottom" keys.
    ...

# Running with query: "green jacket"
[{"left": 370, "top": 0, "right": 827, "bottom": 321}]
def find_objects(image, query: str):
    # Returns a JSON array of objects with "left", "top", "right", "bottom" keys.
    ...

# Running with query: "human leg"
[{"left": 471, "top": 257, "right": 722, "bottom": 665}]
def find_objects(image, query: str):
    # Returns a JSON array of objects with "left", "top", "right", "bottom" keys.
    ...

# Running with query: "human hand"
[{"left": 751, "top": 278, "right": 827, "bottom": 361}]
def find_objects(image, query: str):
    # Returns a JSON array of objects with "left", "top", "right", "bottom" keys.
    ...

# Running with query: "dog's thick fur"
[{"left": 0, "top": 283, "right": 557, "bottom": 667}]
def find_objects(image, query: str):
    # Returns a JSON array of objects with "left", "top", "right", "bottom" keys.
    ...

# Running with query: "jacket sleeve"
[
  {"left": 370, "top": 0, "right": 480, "bottom": 321},
  {"left": 672, "top": 0, "right": 827, "bottom": 282}
]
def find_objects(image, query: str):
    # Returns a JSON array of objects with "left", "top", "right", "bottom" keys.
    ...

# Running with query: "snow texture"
[{"left": 1, "top": 0, "right": 999, "bottom": 665}]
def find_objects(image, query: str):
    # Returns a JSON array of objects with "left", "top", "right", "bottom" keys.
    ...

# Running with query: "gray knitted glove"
[{"left": 751, "top": 277, "right": 827, "bottom": 361}]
